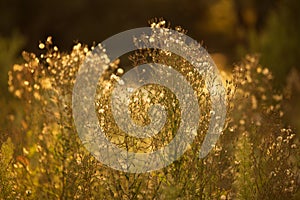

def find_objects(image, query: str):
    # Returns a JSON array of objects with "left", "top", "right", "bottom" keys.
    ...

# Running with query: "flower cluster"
[{"left": 2, "top": 20, "right": 299, "bottom": 199}]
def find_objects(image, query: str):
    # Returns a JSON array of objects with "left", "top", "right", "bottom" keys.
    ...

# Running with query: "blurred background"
[{"left": 1, "top": 0, "right": 300, "bottom": 131}]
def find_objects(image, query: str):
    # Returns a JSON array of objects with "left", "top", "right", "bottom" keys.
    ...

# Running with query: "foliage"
[
  {"left": 0, "top": 137, "right": 18, "bottom": 199},
  {"left": 2, "top": 21, "right": 300, "bottom": 199},
  {"left": 229, "top": 56, "right": 299, "bottom": 199},
  {"left": 243, "top": 0, "right": 300, "bottom": 84},
  {"left": 0, "top": 32, "right": 25, "bottom": 93},
  {"left": 0, "top": 33, "right": 25, "bottom": 144}
]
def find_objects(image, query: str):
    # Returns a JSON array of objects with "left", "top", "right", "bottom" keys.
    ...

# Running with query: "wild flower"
[{"left": 2, "top": 20, "right": 299, "bottom": 199}]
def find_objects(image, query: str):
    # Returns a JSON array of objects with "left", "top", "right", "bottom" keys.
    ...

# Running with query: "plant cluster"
[{"left": 1, "top": 21, "right": 299, "bottom": 199}]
